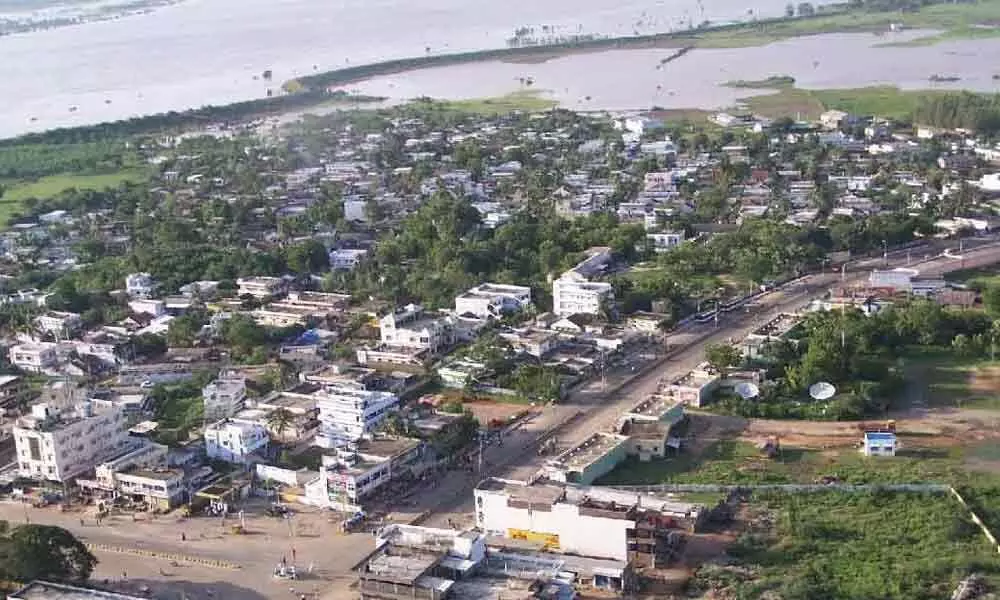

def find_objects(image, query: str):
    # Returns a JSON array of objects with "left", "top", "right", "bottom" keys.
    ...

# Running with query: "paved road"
[{"left": 418, "top": 240, "right": 1000, "bottom": 526}]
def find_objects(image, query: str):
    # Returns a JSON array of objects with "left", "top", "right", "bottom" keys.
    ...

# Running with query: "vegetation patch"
[
  {"left": 408, "top": 92, "right": 557, "bottom": 115},
  {"left": 693, "top": 490, "right": 1000, "bottom": 599},
  {"left": 723, "top": 75, "right": 796, "bottom": 89}
]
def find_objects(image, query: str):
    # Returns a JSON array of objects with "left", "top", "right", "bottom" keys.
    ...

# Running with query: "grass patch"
[
  {"left": 699, "top": 490, "right": 1000, "bottom": 599},
  {"left": 739, "top": 88, "right": 827, "bottom": 120},
  {"left": 944, "top": 264, "right": 1000, "bottom": 290},
  {"left": 739, "top": 85, "right": 947, "bottom": 120},
  {"left": 415, "top": 91, "right": 556, "bottom": 115},
  {"left": 0, "top": 170, "right": 147, "bottom": 224},
  {"left": 596, "top": 439, "right": 977, "bottom": 486},
  {"left": 723, "top": 75, "right": 796, "bottom": 89},
  {"left": 900, "top": 350, "right": 1000, "bottom": 410}
]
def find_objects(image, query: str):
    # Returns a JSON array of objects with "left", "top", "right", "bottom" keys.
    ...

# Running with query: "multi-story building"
[
  {"left": 307, "top": 437, "right": 422, "bottom": 510},
  {"left": 329, "top": 248, "right": 370, "bottom": 271},
  {"left": 88, "top": 441, "right": 186, "bottom": 510},
  {"left": 314, "top": 384, "right": 400, "bottom": 448},
  {"left": 14, "top": 400, "right": 132, "bottom": 482},
  {"left": 203, "top": 418, "right": 269, "bottom": 464},
  {"left": 0, "top": 375, "right": 26, "bottom": 408},
  {"left": 236, "top": 277, "right": 287, "bottom": 299},
  {"left": 646, "top": 231, "right": 685, "bottom": 253},
  {"left": 34, "top": 311, "right": 83, "bottom": 339},
  {"left": 453, "top": 283, "right": 532, "bottom": 319},
  {"left": 202, "top": 373, "right": 247, "bottom": 421},
  {"left": 8, "top": 342, "right": 58, "bottom": 373},
  {"left": 552, "top": 272, "right": 614, "bottom": 317},
  {"left": 379, "top": 304, "right": 456, "bottom": 354},
  {"left": 125, "top": 272, "right": 156, "bottom": 298}
]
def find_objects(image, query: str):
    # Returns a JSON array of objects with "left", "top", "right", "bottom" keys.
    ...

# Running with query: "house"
[
  {"left": 0, "top": 375, "right": 26, "bottom": 407},
  {"left": 552, "top": 272, "right": 614, "bottom": 318},
  {"left": 314, "top": 385, "right": 400, "bottom": 447},
  {"left": 179, "top": 280, "right": 221, "bottom": 299},
  {"left": 499, "top": 328, "right": 560, "bottom": 358},
  {"left": 128, "top": 298, "right": 166, "bottom": 317},
  {"left": 664, "top": 363, "right": 720, "bottom": 407},
  {"left": 203, "top": 373, "right": 248, "bottom": 421},
  {"left": 819, "top": 110, "right": 850, "bottom": 130},
  {"left": 453, "top": 283, "right": 532, "bottom": 319},
  {"left": 86, "top": 441, "right": 186, "bottom": 510},
  {"left": 330, "top": 248, "right": 370, "bottom": 271},
  {"left": 126, "top": 272, "right": 156, "bottom": 298},
  {"left": 204, "top": 418, "right": 269, "bottom": 464},
  {"left": 307, "top": 436, "right": 422, "bottom": 510},
  {"left": 34, "top": 311, "right": 83, "bottom": 339},
  {"left": 237, "top": 276, "right": 287, "bottom": 299},
  {"left": 379, "top": 304, "right": 456, "bottom": 354},
  {"left": 862, "top": 431, "right": 897, "bottom": 457},
  {"left": 9, "top": 342, "right": 59, "bottom": 373},
  {"left": 627, "top": 312, "right": 669, "bottom": 334},
  {"left": 646, "top": 231, "right": 685, "bottom": 253}
]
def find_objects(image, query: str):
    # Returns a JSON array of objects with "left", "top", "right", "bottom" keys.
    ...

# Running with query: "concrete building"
[
  {"left": 125, "top": 272, "right": 156, "bottom": 298},
  {"left": 664, "top": 363, "right": 720, "bottom": 407},
  {"left": 552, "top": 272, "right": 614, "bottom": 317},
  {"left": 314, "top": 385, "right": 400, "bottom": 448},
  {"left": 8, "top": 342, "right": 58, "bottom": 373},
  {"left": 309, "top": 437, "right": 422, "bottom": 510},
  {"left": 203, "top": 418, "right": 269, "bottom": 464},
  {"left": 0, "top": 375, "right": 26, "bottom": 407},
  {"left": 236, "top": 276, "right": 287, "bottom": 298},
  {"left": 14, "top": 400, "right": 131, "bottom": 482},
  {"left": 474, "top": 479, "right": 703, "bottom": 566},
  {"left": 646, "top": 231, "right": 685, "bottom": 253},
  {"left": 453, "top": 283, "right": 532, "bottom": 319},
  {"left": 379, "top": 304, "right": 456, "bottom": 354},
  {"left": 202, "top": 373, "right": 247, "bottom": 421},
  {"left": 11, "top": 581, "right": 149, "bottom": 600},
  {"left": 330, "top": 248, "right": 370, "bottom": 271},
  {"left": 545, "top": 433, "right": 630, "bottom": 485},
  {"left": 34, "top": 311, "right": 83, "bottom": 339}
]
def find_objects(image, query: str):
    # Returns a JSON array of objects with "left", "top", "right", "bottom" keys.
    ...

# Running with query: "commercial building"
[
  {"left": 453, "top": 283, "right": 532, "bottom": 319},
  {"left": 475, "top": 479, "right": 703, "bottom": 568},
  {"left": 204, "top": 418, "right": 269, "bottom": 464},
  {"left": 379, "top": 304, "right": 456, "bottom": 354},
  {"left": 14, "top": 400, "right": 132, "bottom": 482},
  {"left": 314, "top": 385, "right": 400, "bottom": 448},
  {"left": 307, "top": 436, "right": 422, "bottom": 510},
  {"left": 202, "top": 373, "right": 247, "bottom": 421},
  {"left": 9, "top": 342, "right": 58, "bottom": 373},
  {"left": 545, "top": 433, "right": 630, "bottom": 486},
  {"left": 618, "top": 395, "right": 686, "bottom": 461},
  {"left": 552, "top": 272, "right": 615, "bottom": 317}
]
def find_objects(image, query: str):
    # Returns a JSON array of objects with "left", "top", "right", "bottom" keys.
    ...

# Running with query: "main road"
[{"left": 415, "top": 238, "right": 1000, "bottom": 526}]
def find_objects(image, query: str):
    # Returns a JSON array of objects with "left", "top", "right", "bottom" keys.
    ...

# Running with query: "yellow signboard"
[{"left": 508, "top": 528, "right": 560, "bottom": 549}]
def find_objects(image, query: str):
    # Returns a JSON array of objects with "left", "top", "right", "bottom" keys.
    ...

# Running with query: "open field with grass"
[
  {"left": 740, "top": 85, "right": 946, "bottom": 120},
  {"left": 411, "top": 92, "right": 557, "bottom": 115},
  {"left": 696, "top": 490, "right": 1000, "bottom": 599},
  {"left": 722, "top": 75, "right": 796, "bottom": 89},
  {"left": 0, "top": 170, "right": 146, "bottom": 224},
  {"left": 945, "top": 263, "right": 1000, "bottom": 290}
]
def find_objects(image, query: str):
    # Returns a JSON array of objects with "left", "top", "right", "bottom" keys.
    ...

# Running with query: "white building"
[
  {"left": 862, "top": 431, "right": 897, "bottom": 457},
  {"left": 8, "top": 342, "right": 58, "bottom": 373},
  {"left": 329, "top": 248, "right": 370, "bottom": 271},
  {"left": 309, "top": 437, "right": 422, "bottom": 509},
  {"left": 314, "top": 385, "right": 400, "bottom": 448},
  {"left": 14, "top": 400, "right": 132, "bottom": 482},
  {"left": 379, "top": 304, "right": 456, "bottom": 353},
  {"left": 128, "top": 298, "right": 166, "bottom": 317},
  {"left": 552, "top": 272, "right": 614, "bottom": 317},
  {"left": 126, "top": 273, "right": 156, "bottom": 298},
  {"left": 646, "top": 231, "right": 685, "bottom": 253},
  {"left": 237, "top": 277, "right": 287, "bottom": 298},
  {"left": 453, "top": 283, "right": 532, "bottom": 319},
  {"left": 34, "top": 311, "right": 82, "bottom": 339},
  {"left": 203, "top": 373, "right": 247, "bottom": 421},
  {"left": 204, "top": 418, "right": 269, "bottom": 464}
]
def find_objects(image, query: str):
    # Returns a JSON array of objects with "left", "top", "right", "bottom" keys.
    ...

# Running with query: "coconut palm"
[{"left": 266, "top": 408, "right": 295, "bottom": 442}]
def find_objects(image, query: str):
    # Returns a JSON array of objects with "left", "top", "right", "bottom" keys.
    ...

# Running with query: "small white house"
[
  {"left": 204, "top": 418, "right": 269, "bottom": 464},
  {"left": 862, "top": 431, "right": 897, "bottom": 457},
  {"left": 126, "top": 273, "right": 156, "bottom": 298}
]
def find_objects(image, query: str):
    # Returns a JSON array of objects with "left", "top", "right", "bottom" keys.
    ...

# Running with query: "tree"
[
  {"left": 283, "top": 239, "right": 328, "bottom": 275},
  {"left": 266, "top": 408, "right": 295, "bottom": 441},
  {"left": 705, "top": 343, "right": 742, "bottom": 377},
  {"left": 220, "top": 314, "right": 267, "bottom": 356},
  {"left": 983, "top": 284, "right": 1000, "bottom": 317},
  {"left": 796, "top": 1, "right": 815, "bottom": 16},
  {"left": 0, "top": 523, "right": 97, "bottom": 583},
  {"left": 785, "top": 2, "right": 795, "bottom": 16},
  {"left": 167, "top": 311, "right": 206, "bottom": 348}
]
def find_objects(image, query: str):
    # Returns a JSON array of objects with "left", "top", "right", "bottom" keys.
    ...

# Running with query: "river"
[{"left": 0, "top": 0, "right": 809, "bottom": 138}]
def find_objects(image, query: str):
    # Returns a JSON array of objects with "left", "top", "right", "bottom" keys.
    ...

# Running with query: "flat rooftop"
[
  {"left": 551, "top": 433, "right": 627, "bottom": 471},
  {"left": 12, "top": 581, "right": 146, "bottom": 600},
  {"left": 477, "top": 479, "right": 565, "bottom": 507},
  {"left": 362, "top": 548, "right": 440, "bottom": 586},
  {"left": 357, "top": 436, "right": 421, "bottom": 459},
  {"left": 627, "top": 394, "right": 683, "bottom": 419}
]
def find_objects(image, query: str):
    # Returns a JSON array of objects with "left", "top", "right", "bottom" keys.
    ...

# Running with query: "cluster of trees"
[
  {"left": 0, "top": 522, "right": 96, "bottom": 584},
  {"left": 0, "top": 141, "right": 133, "bottom": 179},
  {"left": 715, "top": 301, "right": 992, "bottom": 420},
  {"left": 914, "top": 92, "right": 1000, "bottom": 136}
]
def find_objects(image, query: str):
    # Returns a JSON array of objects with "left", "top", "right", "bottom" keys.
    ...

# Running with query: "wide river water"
[
  {"left": 1, "top": 0, "right": 809, "bottom": 138},
  {"left": 347, "top": 30, "right": 1000, "bottom": 114}
]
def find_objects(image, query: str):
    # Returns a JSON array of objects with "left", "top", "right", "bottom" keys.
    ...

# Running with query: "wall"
[{"left": 256, "top": 464, "right": 301, "bottom": 487}]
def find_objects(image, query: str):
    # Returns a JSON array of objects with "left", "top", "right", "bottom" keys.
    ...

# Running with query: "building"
[
  {"left": 545, "top": 433, "right": 630, "bottom": 485},
  {"left": 202, "top": 373, "right": 247, "bottom": 421},
  {"left": 9, "top": 341, "right": 57, "bottom": 375},
  {"left": 14, "top": 400, "right": 131, "bottom": 482},
  {"left": 314, "top": 385, "right": 401, "bottom": 448},
  {"left": 475, "top": 478, "right": 704, "bottom": 566},
  {"left": 646, "top": 231, "right": 685, "bottom": 253},
  {"left": 552, "top": 272, "right": 614, "bottom": 317},
  {"left": 125, "top": 272, "right": 156, "bottom": 298},
  {"left": 330, "top": 248, "right": 370, "bottom": 271},
  {"left": 0, "top": 375, "right": 26, "bottom": 407},
  {"left": 453, "top": 283, "right": 532, "bottom": 319},
  {"left": 379, "top": 304, "right": 456, "bottom": 354},
  {"left": 11, "top": 581, "right": 149, "bottom": 600},
  {"left": 203, "top": 418, "right": 269, "bottom": 464},
  {"left": 34, "top": 311, "right": 83, "bottom": 339},
  {"left": 663, "top": 363, "right": 720, "bottom": 407},
  {"left": 862, "top": 431, "right": 897, "bottom": 457},
  {"left": 309, "top": 437, "right": 422, "bottom": 510},
  {"left": 237, "top": 276, "right": 287, "bottom": 298}
]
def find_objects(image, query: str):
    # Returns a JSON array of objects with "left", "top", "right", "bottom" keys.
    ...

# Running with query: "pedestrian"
[
  {"left": 80, "top": 518, "right": 85, "bottom": 527},
  {"left": 122, "top": 570, "right": 127, "bottom": 579},
  {"left": 291, "top": 547, "right": 296, "bottom": 562},
  {"left": 180, "top": 532, "right": 186, "bottom": 541}
]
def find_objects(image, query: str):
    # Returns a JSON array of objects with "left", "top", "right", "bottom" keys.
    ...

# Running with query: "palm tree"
[{"left": 266, "top": 408, "right": 295, "bottom": 442}]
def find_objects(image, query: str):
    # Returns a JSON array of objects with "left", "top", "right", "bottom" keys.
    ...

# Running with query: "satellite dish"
[
  {"left": 809, "top": 382, "right": 837, "bottom": 400},
  {"left": 734, "top": 382, "right": 760, "bottom": 399}
]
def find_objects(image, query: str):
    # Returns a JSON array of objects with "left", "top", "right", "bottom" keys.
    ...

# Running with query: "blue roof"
[{"left": 864, "top": 432, "right": 896, "bottom": 441}]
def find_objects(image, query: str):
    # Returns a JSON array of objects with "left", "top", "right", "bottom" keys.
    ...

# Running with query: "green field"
[
  {"left": 739, "top": 85, "right": 941, "bottom": 120},
  {"left": 696, "top": 490, "right": 1000, "bottom": 599},
  {"left": 596, "top": 439, "right": 975, "bottom": 486},
  {"left": 722, "top": 75, "right": 796, "bottom": 89},
  {"left": 0, "top": 170, "right": 146, "bottom": 224},
  {"left": 409, "top": 92, "right": 557, "bottom": 115}
]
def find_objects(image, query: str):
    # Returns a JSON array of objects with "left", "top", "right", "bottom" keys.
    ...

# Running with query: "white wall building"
[
  {"left": 34, "top": 311, "right": 83, "bottom": 339},
  {"left": 329, "top": 248, "right": 370, "bottom": 271},
  {"left": 237, "top": 277, "right": 287, "bottom": 298},
  {"left": 453, "top": 283, "right": 532, "bottom": 319},
  {"left": 9, "top": 342, "right": 58, "bottom": 373},
  {"left": 379, "top": 304, "right": 456, "bottom": 353},
  {"left": 552, "top": 272, "right": 614, "bottom": 317},
  {"left": 203, "top": 373, "right": 247, "bottom": 421},
  {"left": 126, "top": 273, "right": 156, "bottom": 298},
  {"left": 204, "top": 418, "right": 269, "bottom": 464},
  {"left": 646, "top": 232, "right": 685, "bottom": 253},
  {"left": 14, "top": 400, "right": 132, "bottom": 482},
  {"left": 314, "top": 385, "right": 400, "bottom": 448}
]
